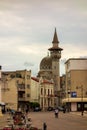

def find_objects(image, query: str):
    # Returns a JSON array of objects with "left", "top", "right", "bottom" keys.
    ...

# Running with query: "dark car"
[
  {"left": 9, "top": 109, "right": 16, "bottom": 115},
  {"left": 58, "top": 106, "right": 64, "bottom": 111},
  {"left": 34, "top": 107, "right": 42, "bottom": 112},
  {"left": 47, "top": 107, "right": 54, "bottom": 111}
]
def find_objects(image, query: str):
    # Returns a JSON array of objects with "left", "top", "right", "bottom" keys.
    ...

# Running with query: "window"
[
  {"left": 27, "top": 84, "right": 30, "bottom": 89},
  {"left": 27, "top": 94, "right": 30, "bottom": 97},
  {"left": 44, "top": 98, "right": 46, "bottom": 105},
  {"left": 44, "top": 89, "right": 46, "bottom": 95},
  {"left": 51, "top": 89, "right": 52, "bottom": 95},
  {"left": 54, "top": 66, "right": 56, "bottom": 69},
  {"left": 16, "top": 73, "right": 22, "bottom": 78},
  {"left": 27, "top": 75, "right": 30, "bottom": 79},
  {"left": 41, "top": 88, "right": 43, "bottom": 95},
  {"left": 48, "top": 89, "right": 50, "bottom": 96},
  {"left": 84, "top": 104, "right": 87, "bottom": 108}
]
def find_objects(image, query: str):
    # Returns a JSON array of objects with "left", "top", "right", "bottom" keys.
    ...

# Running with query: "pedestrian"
[
  {"left": 62, "top": 105, "right": 66, "bottom": 113},
  {"left": 26, "top": 108, "right": 29, "bottom": 114},
  {"left": 25, "top": 107, "right": 29, "bottom": 119},
  {"left": 43, "top": 122, "right": 47, "bottom": 130},
  {"left": 54, "top": 108, "right": 59, "bottom": 118}
]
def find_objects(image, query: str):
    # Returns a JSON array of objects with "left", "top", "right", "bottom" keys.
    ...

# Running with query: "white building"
[{"left": 31, "top": 77, "right": 54, "bottom": 110}]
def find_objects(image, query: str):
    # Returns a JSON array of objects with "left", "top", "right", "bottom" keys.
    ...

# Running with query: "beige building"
[
  {"left": 60, "top": 75, "right": 66, "bottom": 105},
  {"left": 1, "top": 68, "right": 54, "bottom": 111},
  {"left": 30, "top": 77, "right": 40, "bottom": 103},
  {"left": 62, "top": 58, "right": 87, "bottom": 112},
  {"left": 1, "top": 69, "right": 31, "bottom": 111}
]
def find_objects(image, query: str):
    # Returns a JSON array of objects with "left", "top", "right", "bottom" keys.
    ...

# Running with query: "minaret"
[{"left": 48, "top": 28, "right": 63, "bottom": 107}]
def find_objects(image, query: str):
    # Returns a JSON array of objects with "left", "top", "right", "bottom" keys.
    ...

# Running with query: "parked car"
[
  {"left": 9, "top": 109, "right": 16, "bottom": 115},
  {"left": 58, "top": 106, "right": 64, "bottom": 111},
  {"left": 34, "top": 107, "right": 42, "bottom": 112},
  {"left": 47, "top": 107, "right": 54, "bottom": 111}
]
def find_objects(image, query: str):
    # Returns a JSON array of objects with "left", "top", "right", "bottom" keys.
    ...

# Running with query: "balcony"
[
  {"left": 18, "top": 87, "right": 25, "bottom": 91},
  {"left": 47, "top": 94, "right": 54, "bottom": 98},
  {"left": 18, "top": 97, "right": 25, "bottom": 101},
  {"left": 17, "top": 84, "right": 25, "bottom": 91}
]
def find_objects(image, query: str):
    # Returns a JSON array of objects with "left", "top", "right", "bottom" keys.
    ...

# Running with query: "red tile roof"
[{"left": 31, "top": 77, "right": 53, "bottom": 84}]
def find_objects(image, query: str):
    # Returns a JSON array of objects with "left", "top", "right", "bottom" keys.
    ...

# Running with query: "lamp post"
[
  {"left": 67, "top": 89, "right": 70, "bottom": 112},
  {"left": 76, "top": 85, "right": 83, "bottom": 116}
]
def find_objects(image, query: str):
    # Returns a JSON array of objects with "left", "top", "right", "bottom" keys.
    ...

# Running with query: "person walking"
[
  {"left": 54, "top": 108, "right": 59, "bottom": 118},
  {"left": 43, "top": 122, "right": 47, "bottom": 130}
]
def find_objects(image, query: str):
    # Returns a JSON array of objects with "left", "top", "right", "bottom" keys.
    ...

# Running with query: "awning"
[{"left": 62, "top": 98, "right": 87, "bottom": 103}]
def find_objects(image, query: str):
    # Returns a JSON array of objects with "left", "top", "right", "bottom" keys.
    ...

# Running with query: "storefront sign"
[{"left": 71, "top": 92, "right": 77, "bottom": 97}]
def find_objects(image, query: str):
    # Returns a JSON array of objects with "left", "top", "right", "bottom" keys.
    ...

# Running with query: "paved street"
[{"left": 0, "top": 112, "right": 87, "bottom": 130}]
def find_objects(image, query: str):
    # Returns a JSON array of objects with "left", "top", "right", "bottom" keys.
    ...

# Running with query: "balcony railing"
[
  {"left": 18, "top": 97, "right": 25, "bottom": 101},
  {"left": 18, "top": 87, "right": 25, "bottom": 91},
  {"left": 17, "top": 84, "right": 25, "bottom": 91}
]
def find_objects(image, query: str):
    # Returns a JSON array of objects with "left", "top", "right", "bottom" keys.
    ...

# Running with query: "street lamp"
[
  {"left": 76, "top": 85, "right": 83, "bottom": 116},
  {"left": 67, "top": 89, "right": 70, "bottom": 112}
]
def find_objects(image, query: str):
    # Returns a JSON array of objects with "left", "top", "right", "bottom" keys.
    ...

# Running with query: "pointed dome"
[{"left": 48, "top": 28, "right": 63, "bottom": 51}]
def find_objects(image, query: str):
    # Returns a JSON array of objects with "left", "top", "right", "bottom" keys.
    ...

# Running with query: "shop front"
[{"left": 62, "top": 98, "right": 87, "bottom": 112}]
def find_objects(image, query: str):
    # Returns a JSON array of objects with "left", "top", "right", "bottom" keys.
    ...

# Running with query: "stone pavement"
[
  {"left": 28, "top": 111, "right": 87, "bottom": 130},
  {"left": 0, "top": 111, "right": 87, "bottom": 129},
  {"left": 0, "top": 113, "right": 9, "bottom": 129}
]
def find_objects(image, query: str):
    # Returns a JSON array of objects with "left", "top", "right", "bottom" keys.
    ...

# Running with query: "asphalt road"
[
  {"left": 0, "top": 112, "right": 87, "bottom": 130},
  {"left": 29, "top": 111, "right": 87, "bottom": 130}
]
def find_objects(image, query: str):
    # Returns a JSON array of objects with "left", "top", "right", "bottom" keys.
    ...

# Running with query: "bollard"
[{"left": 43, "top": 122, "right": 47, "bottom": 130}]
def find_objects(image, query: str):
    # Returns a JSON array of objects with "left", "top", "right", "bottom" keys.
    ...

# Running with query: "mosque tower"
[
  {"left": 38, "top": 28, "right": 63, "bottom": 107},
  {"left": 48, "top": 28, "right": 63, "bottom": 106}
]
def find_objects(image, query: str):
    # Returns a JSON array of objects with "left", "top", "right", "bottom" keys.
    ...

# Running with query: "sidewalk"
[{"left": 70, "top": 111, "right": 87, "bottom": 117}]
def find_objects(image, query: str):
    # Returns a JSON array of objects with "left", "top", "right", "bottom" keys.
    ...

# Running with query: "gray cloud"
[{"left": 0, "top": 0, "right": 87, "bottom": 76}]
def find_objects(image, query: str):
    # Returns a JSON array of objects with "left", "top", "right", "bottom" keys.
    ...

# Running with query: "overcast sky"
[{"left": 0, "top": 0, "right": 87, "bottom": 76}]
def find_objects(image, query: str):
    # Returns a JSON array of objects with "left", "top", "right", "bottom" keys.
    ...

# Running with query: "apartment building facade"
[
  {"left": 1, "top": 70, "right": 31, "bottom": 111},
  {"left": 30, "top": 77, "right": 40, "bottom": 103},
  {"left": 62, "top": 58, "right": 87, "bottom": 112}
]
